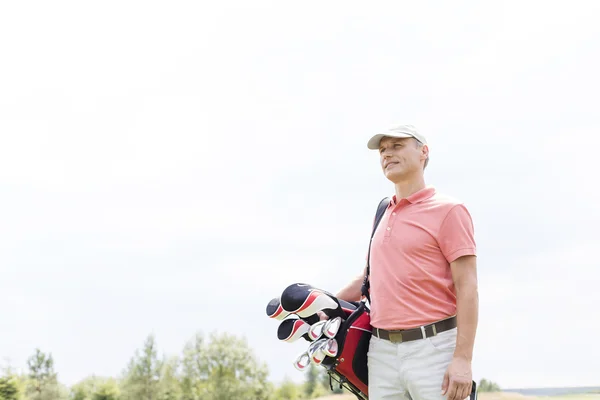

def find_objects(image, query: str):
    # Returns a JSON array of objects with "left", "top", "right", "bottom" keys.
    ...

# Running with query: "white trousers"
[{"left": 367, "top": 327, "right": 457, "bottom": 400}]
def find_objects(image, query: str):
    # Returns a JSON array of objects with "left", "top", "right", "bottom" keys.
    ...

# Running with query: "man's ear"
[
  {"left": 421, "top": 144, "right": 430, "bottom": 169},
  {"left": 421, "top": 144, "right": 429, "bottom": 159}
]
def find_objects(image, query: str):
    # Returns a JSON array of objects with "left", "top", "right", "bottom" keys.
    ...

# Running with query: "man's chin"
[{"left": 384, "top": 170, "right": 403, "bottom": 182}]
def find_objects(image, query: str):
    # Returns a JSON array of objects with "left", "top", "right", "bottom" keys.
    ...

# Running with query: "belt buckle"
[{"left": 388, "top": 331, "right": 403, "bottom": 343}]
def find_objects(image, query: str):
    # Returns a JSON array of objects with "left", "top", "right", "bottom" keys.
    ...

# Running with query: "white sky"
[{"left": 1, "top": 0, "right": 599, "bottom": 390}]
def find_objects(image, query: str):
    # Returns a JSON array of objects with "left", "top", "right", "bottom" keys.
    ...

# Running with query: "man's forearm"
[
  {"left": 336, "top": 267, "right": 367, "bottom": 303},
  {"left": 454, "top": 278, "right": 479, "bottom": 361}
]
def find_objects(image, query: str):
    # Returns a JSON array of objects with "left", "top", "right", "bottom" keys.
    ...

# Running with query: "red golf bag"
[{"left": 319, "top": 300, "right": 372, "bottom": 399}]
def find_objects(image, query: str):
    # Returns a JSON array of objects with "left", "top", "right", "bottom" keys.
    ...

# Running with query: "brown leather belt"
[{"left": 372, "top": 316, "right": 457, "bottom": 343}]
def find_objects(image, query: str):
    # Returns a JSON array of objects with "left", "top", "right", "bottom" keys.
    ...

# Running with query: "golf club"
[
  {"left": 307, "top": 338, "right": 328, "bottom": 364},
  {"left": 323, "top": 316, "right": 342, "bottom": 338},
  {"left": 322, "top": 338, "right": 338, "bottom": 357},
  {"left": 308, "top": 320, "right": 327, "bottom": 341},
  {"left": 293, "top": 351, "right": 311, "bottom": 372}
]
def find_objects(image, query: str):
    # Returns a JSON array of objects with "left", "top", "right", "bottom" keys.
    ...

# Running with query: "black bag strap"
[{"left": 360, "top": 196, "right": 391, "bottom": 303}]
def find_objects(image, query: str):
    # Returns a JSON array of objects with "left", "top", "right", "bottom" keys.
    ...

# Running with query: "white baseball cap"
[{"left": 367, "top": 124, "right": 428, "bottom": 150}]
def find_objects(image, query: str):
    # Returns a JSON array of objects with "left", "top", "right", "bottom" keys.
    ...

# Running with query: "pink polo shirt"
[{"left": 368, "top": 186, "right": 476, "bottom": 330}]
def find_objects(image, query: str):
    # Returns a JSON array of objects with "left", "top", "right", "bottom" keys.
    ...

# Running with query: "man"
[{"left": 335, "top": 125, "right": 478, "bottom": 400}]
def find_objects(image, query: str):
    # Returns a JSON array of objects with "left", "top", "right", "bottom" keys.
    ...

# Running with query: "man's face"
[{"left": 378, "top": 136, "right": 428, "bottom": 182}]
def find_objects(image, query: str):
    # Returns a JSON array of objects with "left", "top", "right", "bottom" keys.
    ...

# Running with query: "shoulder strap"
[{"left": 361, "top": 197, "right": 391, "bottom": 303}]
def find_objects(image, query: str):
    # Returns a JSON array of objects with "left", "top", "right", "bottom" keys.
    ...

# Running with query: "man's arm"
[
  {"left": 436, "top": 203, "right": 478, "bottom": 400},
  {"left": 335, "top": 265, "right": 367, "bottom": 303},
  {"left": 442, "top": 254, "right": 478, "bottom": 400},
  {"left": 316, "top": 266, "right": 366, "bottom": 321},
  {"left": 451, "top": 254, "right": 478, "bottom": 362},
  {"left": 437, "top": 204, "right": 478, "bottom": 364}
]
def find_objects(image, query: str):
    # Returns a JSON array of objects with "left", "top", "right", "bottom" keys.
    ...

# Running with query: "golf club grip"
[
  {"left": 337, "top": 299, "right": 358, "bottom": 313},
  {"left": 322, "top": 307, "right": 345, "bottom": 319},
  {"left": 303, "top": 313, "right": 320, "bottom": 325}
]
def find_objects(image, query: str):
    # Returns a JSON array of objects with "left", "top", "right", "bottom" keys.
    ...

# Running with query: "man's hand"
[
  {"left": 441, "top": 356, "right": 472, "bottom": 400},
  {"left": 317, "top": 311, "right": 329, "bottom": 321}
]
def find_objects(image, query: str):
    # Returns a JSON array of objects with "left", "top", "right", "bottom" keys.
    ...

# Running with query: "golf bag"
[{"left": 319, "top": 301, "right": 371, "bottom": 399}]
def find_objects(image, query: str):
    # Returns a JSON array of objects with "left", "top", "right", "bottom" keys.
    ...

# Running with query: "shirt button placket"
[{"left": 383, "top": 209, "right": 397, "bottom": 243}]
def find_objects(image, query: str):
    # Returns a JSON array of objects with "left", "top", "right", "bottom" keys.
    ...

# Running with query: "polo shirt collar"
[{"left": 389, "top": 186, "right": 436, "bottom": 207}]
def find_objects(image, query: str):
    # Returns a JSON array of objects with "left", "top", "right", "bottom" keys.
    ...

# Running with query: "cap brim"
[{"left": 367, "top": 133, "right": 413, "bottom": 150}]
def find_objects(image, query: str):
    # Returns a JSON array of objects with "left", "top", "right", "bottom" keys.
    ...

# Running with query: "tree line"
[
  {"left": 0, "top": 331, "right": 346, "bottom": 400},
  {"left": 0, "top": 331, "right": 501, "bottom": 400}
]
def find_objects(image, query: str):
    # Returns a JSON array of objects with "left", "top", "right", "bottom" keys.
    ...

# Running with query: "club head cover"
[
  {"left": 277, "top": 317, "right": 311, "bottom": 343},
  {"left": 267, "top": 297, "right": 320, "bottom": 327},
  {"left": 280, "top": 283, "right": 345, "bottom": 319},
  {"left": 266, "top": 297, "right": 291, "bottom": 321}
]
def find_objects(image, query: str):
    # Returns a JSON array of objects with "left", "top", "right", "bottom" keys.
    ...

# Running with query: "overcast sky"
[{"left": 1, "top": 0, "right": 599, "bottom": 391}]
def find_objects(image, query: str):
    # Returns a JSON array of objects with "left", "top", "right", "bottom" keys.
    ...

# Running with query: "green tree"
[
  {"left": 120, "top": 335, "right": 163, "bottom": 400},
  {"left": 157, "top": 356, "right": 182, "bottom": 400},
  {"left": 24, "top": 349, "right": 67, "bottom": 400},
  {"left": 70, "top": 376, "right": 95, "bottom": 400},
  {"left": 26, "top": 349, "right": 55, "bottom": 396},
  {"left": 0, "top": 375, "right": 23, "bottom": 400},
  {"left": 92, "top": 378, "right": 120, "bottom": 400},
  {"left": 175, "top": 332, "right": 269, "bottom": 400},
  {"left": 70, "top": 376, "right": 120, "bottom": 400},
  {"left": 303, "top": 364, "right": 336, "bottom": 398},
  {"left": 272, "top": 377, "right": 301, "bottom": 400},
  {"left": 478, "top": 378, "right": 501, "bottom": 392},
  {"left": 180, "top": 333, "right": 208, "bottom": 400},
  {"left": 201, "top": 332, "right": 272, "bottom": 400},
  {"left": 303, "top": 364, "right": 317, "bottom": 398}
]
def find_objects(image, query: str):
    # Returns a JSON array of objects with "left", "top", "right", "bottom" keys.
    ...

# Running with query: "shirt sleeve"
[{"left": 438, "top": 204, "right": 477, "bottom": 263}]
